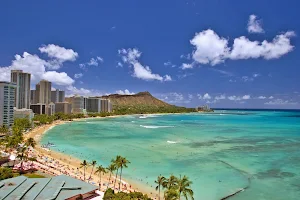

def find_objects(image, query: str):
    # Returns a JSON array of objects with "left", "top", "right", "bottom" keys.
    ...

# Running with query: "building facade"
[
  {"left": 51, "top": 89, "right": 66, "bottom": 103},
  {"left": 0, "top": 82, "right": 17, "bottom": 127},
  {"left": 86, "top": 98, "right": 101, "bottom": 113},
  {"left": 30, "top": 104, "right": 46, "bottom": 115},
  {"left": 35, "top": 80, "right": 51, "bottom": 104},
  {"left": 11, "top": 70, "right": 31, "bottom": 109},
  {"left": 71, "top": 95, "right": 85, "bottom": 114},
  {"left": 55, "top": 102, "right": 72, "bottom": 114},
  {"left": 30, "top": 90, "right": 36, "bottom": 104},
  {"left": 100, "top": 99, "right": 112, "bottom": 112},
  {"left": 14, "top": 108, "right": 34, "bottom": 122}
]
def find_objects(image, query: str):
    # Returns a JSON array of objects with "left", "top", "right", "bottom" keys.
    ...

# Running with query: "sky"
[{"left": 0, "top": 0, "right": 300, "bottom": 109}]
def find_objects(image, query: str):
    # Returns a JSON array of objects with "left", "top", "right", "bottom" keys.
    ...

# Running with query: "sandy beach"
[{"left": 24, "top": 118, "right": 158, "bottom": 199}]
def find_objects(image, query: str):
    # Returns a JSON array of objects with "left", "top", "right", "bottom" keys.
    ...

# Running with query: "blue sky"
[{"left": 0, "top": 0, "right": 299, "bottom": 109}]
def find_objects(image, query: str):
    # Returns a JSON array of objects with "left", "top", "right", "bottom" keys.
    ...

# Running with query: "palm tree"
[
  {"left": 80, "top": 160, "right": 88, "bottom": 181},
  {"left": 155, "top": 175, "right": 166, "bottom": 200},
  {"left": 163, "top": 175, "right": 178, "bottom": 190},
  {"left": 112, "top": 155, "right": 121, "bottom": 190},
  {"left": 17, "top": 146, "right": 28, "bottom": 173},
  {"left": 118, "top": 156, "right": 130, "bottom": 191},
  {"left": 88, "top": 160, "right": 97, "bottom": 181},
  {"left": 177, "top": 175, "right": 194, "bottom": 200},
  {"left": 164, "top": 189, "right": 179, "bottom": 200},
  {"left": 106, "top": 163, "right": 116, "bottom": 190},
  {"left": 25, "top": 137, "right": 36, "bottom": 148},
  {"left": 95, "top": 165, "right": 106, "bottom": 190}
]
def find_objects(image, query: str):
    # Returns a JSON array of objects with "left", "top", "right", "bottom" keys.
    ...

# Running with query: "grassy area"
[{"left": 12, "top": 172, "right": 45, "bottom": 178}]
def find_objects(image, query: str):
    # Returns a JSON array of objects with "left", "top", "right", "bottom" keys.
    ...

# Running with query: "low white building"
[{"left": 14, "top": 108, "right": 34, "bottom": 122}]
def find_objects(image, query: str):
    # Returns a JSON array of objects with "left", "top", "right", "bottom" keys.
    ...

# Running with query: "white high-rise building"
[
  {"left": 0, "top": 81, "right": 17, "bottom": 127},
  {"left": 35, "top": 80, "right": 51, "bottom": 104},
  {"left": 11, "top": 70, "right": 31, "bottom": 109}
]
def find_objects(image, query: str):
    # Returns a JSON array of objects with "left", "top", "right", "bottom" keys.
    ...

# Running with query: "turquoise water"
[{"left": 41, "top": 110, "right": 300, "bottom": 200}]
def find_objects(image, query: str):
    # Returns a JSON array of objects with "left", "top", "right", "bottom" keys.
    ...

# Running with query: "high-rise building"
[
  {"left": 86, "top": 98, "right": 101, "bottom": 113},
  {"left": 58, "top": 90, "right": 65, "bottom": 102},
  {"left": 35, "top": 80, "right": 51, "bottom": 104},
  {"left": 30, "top": 90, "right": 36, "bottom": 104},
  {"left": 0, "top": 82, "right": 17, "bottom": 127},
  {"left": 30, "top": 104, "right": 46, "bottom": 115},
  {"left": 11, "top": 70, "right": 31, "bottom": 109},
  {"left": 100, "top": 99, "right": 112, "bottom": 112},
  {"left": 55, "top": 102, "right": 72, "bottom": 114},
  {"left": 70, "top": 95, "right": 85, "bottom": 114},
  {"left": 51, "top": 89, "right": 65, "bottom": 103}
]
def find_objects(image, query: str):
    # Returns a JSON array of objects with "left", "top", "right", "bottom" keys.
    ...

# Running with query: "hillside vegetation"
[{"left": 101, "top": 91, "right": 195, "bottom": 114}]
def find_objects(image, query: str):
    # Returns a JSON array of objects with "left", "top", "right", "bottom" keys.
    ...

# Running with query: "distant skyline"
[{"left": 0, "top": 0, "right": 299, "bottom": 109}]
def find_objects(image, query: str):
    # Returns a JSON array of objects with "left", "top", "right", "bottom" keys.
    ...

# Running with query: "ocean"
[{"left": 41, "top": 110, "right": 300, "bottom": 200}]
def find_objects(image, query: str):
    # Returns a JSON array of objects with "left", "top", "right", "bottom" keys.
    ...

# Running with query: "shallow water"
[{"left": 42, "top": 110, "right": 300, "bottom": 200}]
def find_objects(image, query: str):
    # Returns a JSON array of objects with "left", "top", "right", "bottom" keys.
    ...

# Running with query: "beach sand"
[{"left": 24, "top": 119, "right": 158, "bottom": 199}]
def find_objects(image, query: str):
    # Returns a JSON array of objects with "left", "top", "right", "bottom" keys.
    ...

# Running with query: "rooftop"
[{"left": 0, "top": 175, "right": 98, "bottom": 200}]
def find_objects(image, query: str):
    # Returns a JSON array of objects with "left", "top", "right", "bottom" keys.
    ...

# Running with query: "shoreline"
[{"left": 25, "top": 115, "right": 161, "bottom": 199}]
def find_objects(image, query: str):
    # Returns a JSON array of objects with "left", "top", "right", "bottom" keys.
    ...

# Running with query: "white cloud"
[
  {"left": 247, "top": 15, "right": 264, "bottom": 34},
  {"left": 242, "top": 95, "right": 251, "bottom": 100},
  {"left": 215, "top": 94, "right": 226, "bottom": 100},
  {"left": 164, "top": 75, "right": 172, "bottom": 81},
  {"left": 116, "top": 89, "right": 135, "bottom": 95},
  {"left": 269, "top": 96, "right": 274, "bottom": 99},
  {"left": 228, "top": 95, "right": 251, "bottom": 101},
  {"left": 180, "top": 54, "right": 191, "bottom": 60},
  {"left": 229, "top": 79, "right": 236, "bottom": 83},
  {"left": 117, "top": 62, "right": 123, "bottom": 67},
  {"left": 211, "top": 69, "right": 234, "bottom": 77},
  {"left": 253, "top": 73, "right": 260, "bottom": 78},
  {"left": 39, "top": 44, "right": 78, "bottom": 69},
  {"left": 74, "top": 73, "right": 83, "bottom": 79},
  {"left": 230, "top": 31, "right": 295, "bottom": 60},
  {"left": 189, "top": 28, "right": 295, "bottom": 66},
  {"left": 265, "top": 99, "right": 298, "bottom": 105},
  {"left": 242, "top": 76, "right": 254, "bottom": 82},
  {"left": 203, "top": 93, "right": 211, "bottom": 100},
  {"left": 190, "top": 29, "right": 230, "bottom": 66},
  {"left": 66, "top": 86, "right": 104, "bottom": 97},
  {"left": 42, "top": 71, "right": 74, "bottom": 86},
  {"left": 258, "top": 96, "right": 267, "bottom": 99},
  {"left": 159, "top": 92, "right": 191, "bottom": 104},
  {"left": 0, "top": 51, "right": 74, "bottom": 86},
  {"left": 118, "top": 48, "right": 172, "bottom": 82},
  {"left": 197, "top": 94, "right": 202, "bottom": 99},
  {"left": 188, "top": 94, "right": 193, "bottom": 100},
  {"left": 181, "top": 63, "right": 194, "bottom": 69},
  {"left": 80, "top": 56, "right": 104, "bottom": 69},
  {"left": 164, "top": 61, "right": 176, "bottom": 68}
]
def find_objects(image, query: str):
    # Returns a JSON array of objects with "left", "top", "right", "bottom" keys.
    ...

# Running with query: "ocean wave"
[
  {"left": 140, "top": 125, "right": 174, "bottom": 129},
  {"left": 139, "top": 114, "right": 160, "bottom": 119},
  {"left": 167, "top": 141, "right": 177, "bottom": 144}
]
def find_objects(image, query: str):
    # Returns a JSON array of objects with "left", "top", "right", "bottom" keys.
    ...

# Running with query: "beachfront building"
[
  {"left": 10, "top": 70, "right": 31, "bottom": 109},
  {"left": 14, "top": 108, "right": 34, "bottom": 122},
  {"left": 55, "top": 102, "right": 72, "bottom": 114},
  {"left": 68, "top": 95, "right": 86, "bottom": 114},
  {"left": 35, "top": 80, "right": 51, "bottom": 105},
  {"left": 0, "top": 175, "right": 98, "bottom": 200},
  {"left": 51, "top": 89, "right": 65, "bottom": 103},
  {"left": 86, "top": 97, "right": 101, "bottom": 113},
  {"left": 100, "top": 99, "right": 112, "bottom": 112},
  {"left": 30, "top": 103, "right": 46, "bottom": 115},
  {"left": 30, "top": 89, "right": 36, "bottom": 104},
  {"left": 48, "top": 102, "right": 55, "bottom": 115},
  {"left": 0, "top": 82, "right": 16, "bottom": 127}
]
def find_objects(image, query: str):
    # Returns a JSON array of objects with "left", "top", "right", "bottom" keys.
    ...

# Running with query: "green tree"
[
  {"left": 25, "top": 137, "right": 36, "bottom": 148},
  {"left": 0, "top": 125, "right": 9, "bottom": 135},
  {"left": 163, "top": 175, "right": 178, "bottom": 190},
  {"left": 88, "top": 160, "right": 97, "bottom": 181},
  {"left": 106, "top": 163, "right": 116, "bottom": 190},
  {"left": 164, "top": 189, "right": 179, "bottom": 200},
  {"left": 177, "top": 175, "right": 194, "bottom": 200},
  {"left": 17, "top": 146, "right": 28, "bottom": 173},
  {"left": 95, "top": 165, "right": 106, "bottom": 190},
  {"left": 80, "top": 160, "right": 88, "bottom": 181},
  {"left": 155, "top": 175, "right": 166, "bottom": 200},
  {"left": 0, "top": 167, "right": 13, "bottom": 180},
  {"left": 112, "top": 155, "right": 121, "bottom": 190},
  {"left": 118, "top": 156, "right": 130, "bottom": 191}
]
